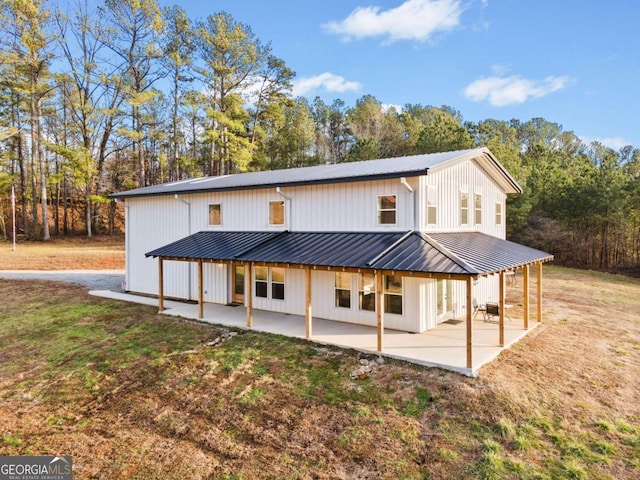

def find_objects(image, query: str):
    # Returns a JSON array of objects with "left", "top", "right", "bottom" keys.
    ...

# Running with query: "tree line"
[{"left": 1, "top": 0, "right": 639, "bottom": 273}]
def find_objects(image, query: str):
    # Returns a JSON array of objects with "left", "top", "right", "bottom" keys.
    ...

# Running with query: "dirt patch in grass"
[
  {"left": 1, "top": 267, "right": 639, "bottom": 479},
  {"left": 0, "top": 236, "right": 125, "bottom": 270}
]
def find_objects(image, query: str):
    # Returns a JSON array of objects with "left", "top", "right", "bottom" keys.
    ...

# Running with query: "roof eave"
[{"left": 109, "top": 168, "right": 429, "bottom": 200}]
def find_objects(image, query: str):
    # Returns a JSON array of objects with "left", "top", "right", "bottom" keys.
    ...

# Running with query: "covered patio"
[
  {"left": 90, "top": 289, "right": 539, "bottom": 377},
  {"left": 145, "top": 230, "right": 552, "bottom": 375}
]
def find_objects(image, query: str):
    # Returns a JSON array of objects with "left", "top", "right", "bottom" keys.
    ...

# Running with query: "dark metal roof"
[
  {"left": 145, "top": 231, "right": 283, "bottom": 261},
  {"left": 146, "top": 230, "right": 552, "bottom": 276},
  {"left": 238, "top": 231, "right": 407, "bottom": 269},
  {"left": 113, "top": 147, "right": 521, "bottom": 199},
  {"left": 428, "top": 232, "right": 554, "bottom": 274}
]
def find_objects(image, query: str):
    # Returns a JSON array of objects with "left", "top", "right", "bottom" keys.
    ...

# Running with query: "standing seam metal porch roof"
[{"left": 146, "top": 230, "right": 553, "bottom": 276}]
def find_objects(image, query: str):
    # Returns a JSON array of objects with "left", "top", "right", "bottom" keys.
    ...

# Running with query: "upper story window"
[
  {"left": 495, "top": 202, "right": 503, "bottom": 225},
  {"left": 475, "top": 194, "right": 482, "bottom": 225},
  {"left": 377, "top": 195, "right": 396, "bottom": 225},
  {"left": 427, "top": 186, "right": 437, "bottom": 226},
  {"left": 460, "top": 191, "right": 468, "bottom": 226},
  {"left": 208, "top": 204, "right": 221, "bottom": 226},
  {"left": 269, "top": 200, "right": 285, "bottom": 226}
]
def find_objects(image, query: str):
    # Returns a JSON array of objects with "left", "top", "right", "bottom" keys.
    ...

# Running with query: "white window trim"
[
  {"left": 496, "top": 201, "right": 503, "bottom": 226},
  {"left": 377, "top": 194, "right": 397, "bottom": 226},
  {"left": 268, "top": 200, "right": 285, "bottom": 227},
  {"left": 208, "top": 203, "right": 222, "bottom": 227},
  {"left": 474, "top": 192, "right": 482, "bottom": 226},
  {"left": 426, "top": 186, "right": 437, "bottom": 227},
  {"left": 384, "top": 274, "right": 404, "bottom": 316},
  {"left": 254, "top": 267, "right": 285, "bottom": 301},
  {"left": 460, "top": 190, "right": 469, "bottom": 226},
  {"left": 334, "top": 272, "right": 352, "bottom": 309}
]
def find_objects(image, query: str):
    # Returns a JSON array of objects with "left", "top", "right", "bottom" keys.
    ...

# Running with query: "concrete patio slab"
[{"left": 90, "top": 290, "right": 538, "bottom": 377}]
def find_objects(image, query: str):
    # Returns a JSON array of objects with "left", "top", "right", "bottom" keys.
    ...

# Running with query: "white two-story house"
[{"left": 112, "top": 147, "right": 552, "bottom": 367}]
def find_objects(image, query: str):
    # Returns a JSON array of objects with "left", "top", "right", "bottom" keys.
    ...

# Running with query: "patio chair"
[
  {"left": 484, "top": 302, "right": 500, "bottom": 323},
  {"left": 473, "top": 298, "right": 481, "bottom": 318}
]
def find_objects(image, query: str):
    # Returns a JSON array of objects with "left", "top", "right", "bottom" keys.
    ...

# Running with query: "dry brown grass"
[{"left": 0, "top": 236, "right": 124, "bottom": 270}]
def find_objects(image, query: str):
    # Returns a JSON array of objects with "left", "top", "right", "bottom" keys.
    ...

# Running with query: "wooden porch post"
[
  {"left": 158, "top": 257, "right": 164, "bottom": 313},
  {"left": 246, "top": 263, "right": 253, "bottom": 328},
  {"left": 499, "top": 271, "right": 505, "bottom": 346},
  {"left": 523, "top": 264, "right": 530, "bottom": 329},
  {"left": 376, "top": 270, "right": 384, "bottom": 352},
  {"left": 466, "top": 276, "right": 473, "bottom": 369},
  {"left": 537, "top": 262, "right": 543, "bottom": 323},
  {"left": 305, "top": 266, "right": 312, "bottom": 339},
  {"left": 197, "top": 260, "right": 204, "bottom": 319}
]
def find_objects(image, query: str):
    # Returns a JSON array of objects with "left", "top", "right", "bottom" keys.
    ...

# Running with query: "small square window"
[
  {"left": 377, "top": 195, "right": 397, "bottom": 225},
  {"left": 208, "top": 204, "right": 221, "bottom": 226},
  {"left": 269, "top": 200, "right": 285, "bottom": 225}
]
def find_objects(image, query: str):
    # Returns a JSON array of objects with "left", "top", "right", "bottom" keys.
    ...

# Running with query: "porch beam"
[
  {"left": 376, "top": 270, "right": 384, "bottom": 352},
  {"left": 197, "top": 260, "right": 204, "bottom": 319},
  {"left": 246, "top": 263, "right": 253, "bottom": 328},
  {"left": 499, "top": 271, "right": 505, "bottom": 346},
  {"left": 305, "top": 266, "right": 312, "bottom": 339},
  {"left": 158, "top": 257, "right": 164, "bottom": 313},
  {"left": 523, "top": 264, "right": 530, "bottom": 329},
  {"left": 466, "top": 276, "right": 473, "bottom": 369}
]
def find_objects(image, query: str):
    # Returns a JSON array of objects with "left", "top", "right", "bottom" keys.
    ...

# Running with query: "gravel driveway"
[{"left": 0, "top": 270, "right": 125, "bottom": 291}]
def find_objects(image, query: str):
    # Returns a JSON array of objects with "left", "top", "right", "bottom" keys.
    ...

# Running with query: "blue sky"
[{"left": 158, "top": 0, "right": 639, "bottom": 150}]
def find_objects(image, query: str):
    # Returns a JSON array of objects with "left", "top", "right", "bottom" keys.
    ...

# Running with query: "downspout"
[
  {"left": 400, "top": 177, "right": 416, "bottom": 230},
  {"left": 175, "top": 194, "right": 192, "bottom": 300},
  {"left": 276, "top": 187, "right": 291, "bottom": 230}
]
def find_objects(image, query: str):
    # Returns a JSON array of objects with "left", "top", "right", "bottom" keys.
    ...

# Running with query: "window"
[
  {"left": 495, "top": 202, "right": 503, "bottom": 225},
  {"left": 475, "top": 194, "right": 482, "bottom": 225},
  {"left": 427, "top": 186, "right": 437, "bottom": 226},
  {"left": 460, "top": 191, "right": 468, "bottom": 225},
  {"left": 254, "top": 267, "right": 284, "bottom": 300},
  {"left": 384, "top": 274, "right": 403, "bottom": 315},
  {"left": 377, "top": 195, "right": 396, "bottom": 225},
  {"left": 269, "top": 200, "right": 285, "bottom": 225},
  {"left": 208, "top": 204, "right": 221, "bottom": 226},
  {"left": 358, "top": 273, "right": 376, "bottom": 311},
  {"left": 255, "top": 266, "right": 268, "bottom": 298},
  {"left": 271, "top": 267, "right": 285, "bottom": 300},
  {"left": 335, "top": 272, "right": 351, "bottom": 308}
]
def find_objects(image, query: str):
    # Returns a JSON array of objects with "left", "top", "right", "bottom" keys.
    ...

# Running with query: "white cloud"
[
  {"left": 322, "top": 0, "right": 463, "bottom": 43},
  {"left": 382, "top": 103, "right": 403, "bottom": 113},
  {"left": 581, "top": 136, "right": 632, "bottom": 151},
  {"left": 464, "top": 74, "right": 571, "bottom": 106},
  {"left": 292, "top": 72, "right": 362, "bottom": 97}
]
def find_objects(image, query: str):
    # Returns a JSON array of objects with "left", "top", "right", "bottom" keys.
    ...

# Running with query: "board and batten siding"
[
  {"left": 305, "top": 271, "right": 423, "bottom": 332},
  {"left": 187, "top": 177, "right": 418, "bottom": 232},
  {"left": 421, "top": 159, "right": 507, "bottom": 238},
  {"left": 125, "top": 196, "right": 192, "bottom": 298}
]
